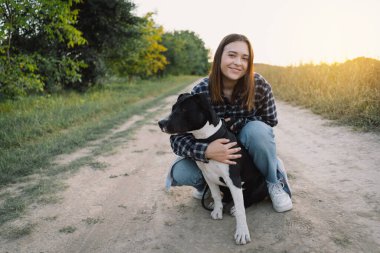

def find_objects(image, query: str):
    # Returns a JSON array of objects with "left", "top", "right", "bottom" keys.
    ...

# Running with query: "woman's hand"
[{"left": 205, "top": 138, "right": 242, "bottom": 165}]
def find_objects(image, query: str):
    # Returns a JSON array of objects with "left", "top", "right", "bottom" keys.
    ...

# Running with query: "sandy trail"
[{"left": 1, "top": 89, "right": 380, "bottom": 253}]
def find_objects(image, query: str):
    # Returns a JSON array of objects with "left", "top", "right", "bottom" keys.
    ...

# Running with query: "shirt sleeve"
[
  {"left": 170, "top": 134, "right": 209, "bottom": 162},
  {"left": 255, "top": 75, "right": 278, "bottom": 127}
]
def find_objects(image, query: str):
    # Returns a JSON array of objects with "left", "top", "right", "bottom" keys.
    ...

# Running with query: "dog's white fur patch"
[{"left": 189, "top": 120, "right": 222, "bottom": 140}]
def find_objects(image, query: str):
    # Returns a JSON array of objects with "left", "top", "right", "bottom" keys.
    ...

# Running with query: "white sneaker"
[
  {"left": 268, "top": 182, "right": 293, "bottom": 212},
  {"left": 192, "top": 187, "right": 210, "bottom": 200}
]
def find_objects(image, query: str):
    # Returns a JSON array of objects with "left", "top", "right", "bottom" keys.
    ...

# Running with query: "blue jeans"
[{"left": 167, "top": 121, "right": 291, "bottom": 196}]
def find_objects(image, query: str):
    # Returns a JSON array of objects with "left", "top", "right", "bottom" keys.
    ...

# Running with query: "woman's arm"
[
  {"left": 170, "top": 134, "right": 209, "bottom": 162},
  {"left": 254, "top": 74, "right": 278, "bottom": 127}
]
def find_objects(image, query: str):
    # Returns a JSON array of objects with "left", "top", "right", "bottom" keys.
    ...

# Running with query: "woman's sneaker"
[
  {"left": 192, "top": 187, "right": 210, "bottom": 200},
  {"left": 268, "top": 182, "right": 293, "bottom": 212}
]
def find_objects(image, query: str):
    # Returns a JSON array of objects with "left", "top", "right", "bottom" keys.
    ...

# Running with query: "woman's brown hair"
[{"left": 209, "top": 34, "right": 255, "bottom": 111}]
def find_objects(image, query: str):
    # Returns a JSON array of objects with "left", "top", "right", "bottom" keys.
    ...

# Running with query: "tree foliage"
[
  {"left": 71, "top": 0, "right": 142, "bottom": 87},
  {"left": 0, "top": 1, "right": 209, "bottom": 99},
  {"left": 113, "top": 12, "right": 167, "bottom": 79},
  {"left": 0, "top": 0, "right": 86, "bottom": 97},
  {"left": 0, "top": 54, "right": 44, "bottom": 97},
  {"left": 162, "top": 30, "right": 210, "bottom": 76}
]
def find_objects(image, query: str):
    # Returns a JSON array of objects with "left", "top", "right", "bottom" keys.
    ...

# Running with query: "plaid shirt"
[{"left": 170, "top": 72, "right": 278, "bottom": 162}]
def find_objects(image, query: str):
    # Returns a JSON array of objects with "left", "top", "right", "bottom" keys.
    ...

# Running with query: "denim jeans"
[{"left": 166, "top": 121, "right": 291, "bottom": 196}]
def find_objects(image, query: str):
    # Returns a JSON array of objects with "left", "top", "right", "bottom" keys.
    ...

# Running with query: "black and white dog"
[{"left": 158, "top": 93, "right": 268, "bottom": 245}]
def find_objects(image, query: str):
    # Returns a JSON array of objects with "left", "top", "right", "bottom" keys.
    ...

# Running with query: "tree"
[
  {"left": 71, "top": 0, "right": 143, "bottom": 87},
  {"left": 0, "top": 0, "right": 86, "bottom": 97},
  {"left": 162, "top": 30, "right": 209, "bottom": 76},
  {"left": 114, "top": 12, "right": 167, "bottom": 79},
  {"left": 138, "top": 13, "right": 167, "bottom": 77}
]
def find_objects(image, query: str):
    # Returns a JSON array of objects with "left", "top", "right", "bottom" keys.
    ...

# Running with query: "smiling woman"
[
  {"left": 166, "top": 34, "right": 293, "bottom": 226},
  {"left": 221, "top": 42, "right": 249, "bottom": 91},
  {"left": 209, "top": 34, "right": 255, "bottom": 111}
]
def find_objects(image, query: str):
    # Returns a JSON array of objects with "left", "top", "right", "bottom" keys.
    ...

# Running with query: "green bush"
[{"left": 0, "top": 55, "right": 44, "bottom": 98}]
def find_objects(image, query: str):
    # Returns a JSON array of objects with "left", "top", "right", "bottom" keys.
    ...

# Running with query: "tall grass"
[
  {"left": 256, "top": 57, "right": 380, "bottom": 131},
  {"left": 0, "top": 75, "right": 199, "bottom": 187}
]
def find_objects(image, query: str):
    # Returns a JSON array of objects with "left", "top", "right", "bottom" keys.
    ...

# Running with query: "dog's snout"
[{"left": 158, "top": 119, "right": 168, "bottom": 131}]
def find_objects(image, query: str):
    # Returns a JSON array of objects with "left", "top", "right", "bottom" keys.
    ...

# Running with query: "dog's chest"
[{"left": 196, "top": 160, "right": 230, "bottom": 186}]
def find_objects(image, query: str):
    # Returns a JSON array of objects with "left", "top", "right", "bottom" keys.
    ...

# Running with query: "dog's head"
[{"left": 158, "top": 93, "right": 219, "bottom": 134}]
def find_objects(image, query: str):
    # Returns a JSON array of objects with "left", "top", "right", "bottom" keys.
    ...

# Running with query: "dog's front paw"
[
  {"left": 234, "top": 225, "right": 251, "bottom": 245},
  {"left": 211, "top": 204, "right": 223, "bottom": 220}
]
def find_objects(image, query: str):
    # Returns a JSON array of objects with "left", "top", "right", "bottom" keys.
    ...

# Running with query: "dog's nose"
[{"left": 158, "top": 119, "right": 167, "bottom": 130}]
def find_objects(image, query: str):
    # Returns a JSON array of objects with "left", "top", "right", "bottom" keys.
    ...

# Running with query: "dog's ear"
[
  {"left": 193, "top": 93, "right": 219, "bottom": 126},
  {"left": 177, "top": 93, "right": 191, "bottom": 102}
]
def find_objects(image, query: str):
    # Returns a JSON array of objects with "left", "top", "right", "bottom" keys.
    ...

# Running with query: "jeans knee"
[
  {"left": 238, "top": 121, "right": 275, "bottom": 149},
  {"left": 171, "top": 158, "right": 205, "bottom": 188}
]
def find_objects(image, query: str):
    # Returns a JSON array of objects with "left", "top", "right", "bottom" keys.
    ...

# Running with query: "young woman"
[{"left": 166, "top": 34, "right": 292, "bottom": 213}]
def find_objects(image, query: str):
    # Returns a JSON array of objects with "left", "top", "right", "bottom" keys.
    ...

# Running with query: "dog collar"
[{"left": 192, "top": 120, "right": 229, "bottom": 143}]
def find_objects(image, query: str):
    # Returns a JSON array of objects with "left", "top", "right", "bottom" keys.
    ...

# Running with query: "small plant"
[
  {"left": 59, "top": 226, "right": 77, "bottom": 234},
  {"left": 89, "top": 161, "right": 108, "bottom": 170},
  {"left": 42, "top": 216, "right": 58, "bottom": 221},
  {"left": 82, "top": 217, "right": 104, "bottom": 225},
  {"left": 1, "top": 223, "right": 36, "bottom": 239}
]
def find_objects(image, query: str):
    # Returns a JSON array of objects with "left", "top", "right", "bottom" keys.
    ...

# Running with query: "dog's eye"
[{"left": 181, "top": 108, "right": 187, "bottom": 113}]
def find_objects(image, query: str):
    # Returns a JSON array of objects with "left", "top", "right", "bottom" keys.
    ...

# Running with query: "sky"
[{"left": 132, "top": 0, "right": 380, "bottom": 66}]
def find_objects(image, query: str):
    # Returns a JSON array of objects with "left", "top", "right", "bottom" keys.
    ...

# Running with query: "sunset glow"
[{"left": 133, "top": 0, "right": 380, "bottom": 66}]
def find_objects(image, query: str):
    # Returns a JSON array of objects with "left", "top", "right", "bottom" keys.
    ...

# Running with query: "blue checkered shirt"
[{"left": 170, "top": 72, "right": 278, "bottom": 162}]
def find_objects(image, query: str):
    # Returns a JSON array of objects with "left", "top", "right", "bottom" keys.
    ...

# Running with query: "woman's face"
[{"left": 220, "top": 41, "right": 249, "bottom": 84}]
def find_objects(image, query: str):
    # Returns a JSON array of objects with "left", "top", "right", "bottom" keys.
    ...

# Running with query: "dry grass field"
[{"left": 256, "top": 57, "right": 380, "bottom": 132}]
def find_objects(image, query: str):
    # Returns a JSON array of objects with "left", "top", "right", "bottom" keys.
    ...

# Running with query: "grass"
[
  {"left": 0, "top": 75, "right": 199, "bottom": 187},
  {"left": 0, "top": 222, "right": 36, "bottom": 239},
  {"left": 256, "top": 57, "right": 380, "bottom": 132},
  {"left": 82, "top": 217, "right": 104, "bottom": 225},
  {"left": 0, "top": 75, "right": 200, "bottom": 230},
  {"left": 59, "top": 226, "right": 77, "bottom": 234},
  {"left": 0, "top": 195, "right": 26, "bottom": 225}
]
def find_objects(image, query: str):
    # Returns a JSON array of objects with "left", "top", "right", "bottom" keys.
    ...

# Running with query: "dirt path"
[{"left": 1, "top": 89, "right": 380, "bottom": 253}]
